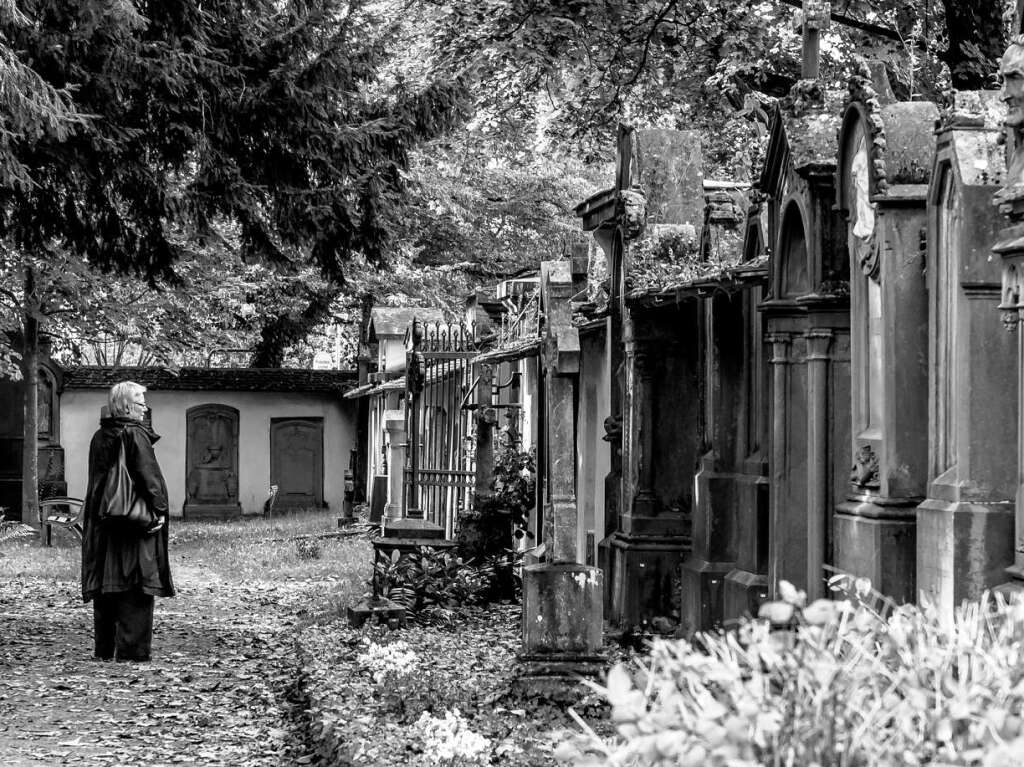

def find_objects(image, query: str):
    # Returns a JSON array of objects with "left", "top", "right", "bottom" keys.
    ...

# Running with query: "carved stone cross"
[{"left": 801, "top": 0, "right": 831, "bottom": 80}]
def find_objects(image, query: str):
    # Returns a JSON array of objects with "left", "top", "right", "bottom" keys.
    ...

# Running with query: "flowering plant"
[
  {"left": 355, "top": 639, "right": 419, "bottom": 683},
  {"left": 414, "top": 708, "right": 491, "bottom": 766},
  {"left": 556, "top": 575, "right": 1024, "bottom": 766}
]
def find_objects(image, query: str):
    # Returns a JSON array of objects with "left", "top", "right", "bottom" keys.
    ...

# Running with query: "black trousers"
[{"left": 93, "top": 591, "right": 155, "bottom": 661}]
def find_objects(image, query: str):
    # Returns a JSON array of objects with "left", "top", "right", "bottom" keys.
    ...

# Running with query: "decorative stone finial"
[{"left": 803, "top": 0, "right": 831, "bottom": 31}]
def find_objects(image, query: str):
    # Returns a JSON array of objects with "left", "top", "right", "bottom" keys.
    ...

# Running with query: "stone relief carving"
[
  {"left": 617, "top": 188, "right": 647, "bottom": 241},
  {"left": 186, "top": 406, "right": 239, "bottom": 506},
  {"left": 1001, "top": 262, "right": 1023, "bottom": 331},
  {"left": 850, "top": 131, "right": 879, "bottom": 281},
  {"left": 850, "top": 444, "right": 880, "bottom": 488},
  {"left": 602, "top": 414, "right": 623, "bottom": 460}
]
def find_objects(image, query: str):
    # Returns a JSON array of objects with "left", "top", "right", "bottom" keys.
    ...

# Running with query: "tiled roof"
[{"left": 62, "top": 366, "right": 357, "bottom": 394}]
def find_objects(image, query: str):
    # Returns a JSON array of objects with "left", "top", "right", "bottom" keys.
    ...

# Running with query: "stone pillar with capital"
[
  {"left": 382, "top": 411, "right": 406, "bottom": 522},
  {"left": 519, "top": 260, "right": 603, "bottom": 688},
  {"left": 804, "top": 329, "right": 833, "bottom": 600},
  {"left": 766, "top": 332, "right": 795, "bottom": 593}
]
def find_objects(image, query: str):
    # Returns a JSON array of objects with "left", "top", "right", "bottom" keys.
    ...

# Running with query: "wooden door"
[{"left": 270, "top": 418, "right": 324, "bottom": 509}]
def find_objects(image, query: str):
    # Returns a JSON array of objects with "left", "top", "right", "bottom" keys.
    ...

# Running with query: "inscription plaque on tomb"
[{"left": 184, "top": 404, "right": 241, "bottom": 519}]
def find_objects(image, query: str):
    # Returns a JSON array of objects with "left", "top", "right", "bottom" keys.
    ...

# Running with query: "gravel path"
[{"left": 0, "top": 564, "right": 313, "bottom": 766}]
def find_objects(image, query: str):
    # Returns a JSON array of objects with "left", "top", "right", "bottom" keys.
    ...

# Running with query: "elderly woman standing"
[{"left": 81, "top": 381, "right": 174, "bottom": 661}]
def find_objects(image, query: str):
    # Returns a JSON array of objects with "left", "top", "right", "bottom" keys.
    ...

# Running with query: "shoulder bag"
[{"left": 99, "top": 434, "right": 158, "bottom": 533}]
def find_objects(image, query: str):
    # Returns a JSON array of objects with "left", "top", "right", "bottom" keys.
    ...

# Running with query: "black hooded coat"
[{"left": 81, "top": 417, "right": 175, "bottom": 601}]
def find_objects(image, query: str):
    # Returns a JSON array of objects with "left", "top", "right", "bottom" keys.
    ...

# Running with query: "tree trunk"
[
  {"left": 941, "top": 0, "right": 1007, "bottom": 90},
  {"left": 249, "top": 285, "right": 340, "bottom": 368},
  {"left": 21, "top": 266, "right": 39, "bottom": 531}
]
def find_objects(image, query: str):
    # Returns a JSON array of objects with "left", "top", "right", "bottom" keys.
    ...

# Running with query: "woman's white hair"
[{"left": 108, "top": 381, "right": 146, "bottom": 419}]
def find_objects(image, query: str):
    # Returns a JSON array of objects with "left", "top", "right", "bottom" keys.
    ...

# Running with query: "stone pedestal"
[
  {"left": 609, "top": 526, "right": 688, "bottom": 629},
  {"left": 519, "top": 563, "right": 603, "bottom": 679},
  {"left": 680, "top": 467, "right": 735, "bottom": 635},
  {"left": 183, "top": 502, "right": 242, "bottom": 521},
  {"left": 722, "top": 468, "right": 770, "bottom": 622},
  {"left": 347, "top": 597, "right": 406, "bottom": 629},
  {"left": 382, "top": 410, "right": 405, "bottom": 522}
]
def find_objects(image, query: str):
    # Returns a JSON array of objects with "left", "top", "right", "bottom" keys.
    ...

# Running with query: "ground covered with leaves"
[
  {"left": 0, "top": 513, "right": 620, "bottom": 766},
  {"left": 293, "top": 605, "right": 615, "bottom": 766},
  {"left": 0, "top": 513, "right": 367, "bottom": 766}
]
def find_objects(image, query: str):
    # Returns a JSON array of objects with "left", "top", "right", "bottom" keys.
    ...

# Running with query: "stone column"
[
  {"left": 546, "top": 373, "right": 579, "bottom": 563},
  {"left": 519, "top": 259, "right": 603, "bottom": 689},
  {"left": 383, "top": 410, "right": 405, "bottom": 522},
  {"left": 805, "top": 329, "right": 833, "bottom": 600},
  {"left": 629, "top": 345, "right": 658, "bottom": 518},
  {"left": 473, "top": 363, "right": 497, "bottom": 498},
  {"left": 767, "top": 332, "right": 791, "bottom": 595}
]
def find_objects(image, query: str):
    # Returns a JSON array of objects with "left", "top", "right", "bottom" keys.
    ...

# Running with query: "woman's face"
[{"left": 129, "top": 390, "right": 147, "bottom": 422}]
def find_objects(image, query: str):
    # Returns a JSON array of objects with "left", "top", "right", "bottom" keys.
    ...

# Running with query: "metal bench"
[{"left": 39, "top": 497, "right": 84, "bottom": 546}]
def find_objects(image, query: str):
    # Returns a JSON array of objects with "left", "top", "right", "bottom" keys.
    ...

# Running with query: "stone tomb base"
[
  {"left": 834, "top": 499, "right": 916, "bottom": 603},
  {"left": 183, "top": 503, "right": 242, "bottom": 521},
  {"left": 678, "top": 556, "right": 733, "bottom": 636},
  {"left": 609, "top": 529, "right": 689, "bottom": 629},
  {"left": 916, "top": 499, "right": 1013, "bottom": 614},
  {"left": 722, "top": 568, "right": 769, "bottom": 624},
  {"left": 518, "top": 563, "right": 603, "bottom": 697}
]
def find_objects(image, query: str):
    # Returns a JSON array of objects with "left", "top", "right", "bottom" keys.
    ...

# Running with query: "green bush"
[
  {"left": 372, "top": 546, "right": 490, "bottom": 626},
  {"left": 456, "top": 445, "right": 535, "bottom": 602},
  {"left": 556, "top": 574, "right": 1024, "bottom": 767}
]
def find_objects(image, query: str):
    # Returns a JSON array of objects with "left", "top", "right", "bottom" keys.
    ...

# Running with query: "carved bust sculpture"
[{"left": 1000, "top": 37, "right": 1024, "bottom": 197}]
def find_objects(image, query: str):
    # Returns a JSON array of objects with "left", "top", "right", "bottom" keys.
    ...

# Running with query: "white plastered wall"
[{"left": 60, "top": 389, "right": 355, "bottom": 516}]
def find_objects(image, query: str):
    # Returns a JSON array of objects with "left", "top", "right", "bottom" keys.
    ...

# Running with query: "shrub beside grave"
[{"left": 556, "top": 575, "right": 1024, "bottom": 766}]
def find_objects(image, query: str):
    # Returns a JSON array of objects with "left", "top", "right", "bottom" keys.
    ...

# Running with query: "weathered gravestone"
[
  {"left": 184, "top": 404, "right": 241, "bottom": 520},
  {"left": 759, "top": 81, "right": 851, "bottom": 601},
  {"left": 918, "top": 89, "right": 1016, "bottom": 615},
  {"left": 833, "top": 65, "right": 937, "bottom": 602}
]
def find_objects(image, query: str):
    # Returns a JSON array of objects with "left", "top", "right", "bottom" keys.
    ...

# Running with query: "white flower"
[
  {"left": 356, "top": 640, "right": 419, "bottom": 682},
  {"left": 415, "top": 709, "right": 491, "bottom": 765}
]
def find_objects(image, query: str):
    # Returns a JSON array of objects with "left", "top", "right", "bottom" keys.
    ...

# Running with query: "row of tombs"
[{"left": 555, "top": 64, "right": 1024, "bottom": 635}]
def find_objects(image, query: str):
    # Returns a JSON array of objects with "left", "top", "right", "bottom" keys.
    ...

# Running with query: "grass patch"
[{"left": 0, "top": 511, "right": 373, "bottom": 611}]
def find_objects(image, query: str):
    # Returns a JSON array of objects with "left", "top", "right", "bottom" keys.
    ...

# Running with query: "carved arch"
[{"left": 775, "top": 201, "right": 810, "bottom": 299}]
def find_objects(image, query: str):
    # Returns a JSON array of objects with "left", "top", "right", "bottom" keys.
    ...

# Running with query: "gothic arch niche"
[
  {"left": 184, "top": 404, "right": 241, "bottom": 519},
  {"left": 777, "top": 202, "right": 810, "bottom": 298}
]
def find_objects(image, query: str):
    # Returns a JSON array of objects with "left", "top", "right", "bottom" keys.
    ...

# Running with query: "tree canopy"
[{"left": 0, "top": 0, "right": 468, "bottom": 282}]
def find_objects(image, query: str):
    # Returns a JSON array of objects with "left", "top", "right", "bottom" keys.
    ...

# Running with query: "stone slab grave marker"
[
  {"left": 519, "top": 260, "right": 603, "bottom": 690},
  {"left": 919, "top": 88, "right": 1015, "bottom": 616},
  {"left": 759, "top": 77, "right": 850, "bottom": 602},
  {"left": 183, "top": 404, "right": 241, "bottom": 520},
  {"left": 833, "top": 64, "right": 937, "bottom": 603}
]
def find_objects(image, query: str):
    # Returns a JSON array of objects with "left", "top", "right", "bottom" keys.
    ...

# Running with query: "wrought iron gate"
[{"left": 404, "top": 318, "right": 479, "bottom": 537}]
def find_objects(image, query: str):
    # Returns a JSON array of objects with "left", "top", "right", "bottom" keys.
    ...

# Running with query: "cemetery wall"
[{"left": 60, "top": 388, "right": 355, "bottom": 517}]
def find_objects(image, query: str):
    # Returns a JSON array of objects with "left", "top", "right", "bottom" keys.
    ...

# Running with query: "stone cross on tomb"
[{"left": 801, "top": 0, "right": 831, "bottom": 80}]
